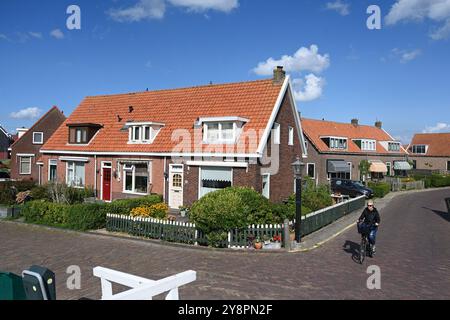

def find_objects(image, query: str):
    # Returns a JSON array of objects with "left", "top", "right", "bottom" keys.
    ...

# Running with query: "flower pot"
[{"left": 254, "top": 242, "right": 263, "bottom": 250}]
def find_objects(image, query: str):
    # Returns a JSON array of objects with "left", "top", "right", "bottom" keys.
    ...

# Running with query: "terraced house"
[
  {"left": 301, "top": 118, "right": 410, "bottom": 185},
  {"left": 40, "top": 67, "right": 307, "bottom": 208},
  {"left": 407, "top": 133, "right": 450, "bottom": 174}
]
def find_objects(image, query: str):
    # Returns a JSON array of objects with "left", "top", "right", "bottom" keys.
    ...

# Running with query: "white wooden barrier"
[{"left": 93, "top": 267, "right": 196, "bottom": 300}]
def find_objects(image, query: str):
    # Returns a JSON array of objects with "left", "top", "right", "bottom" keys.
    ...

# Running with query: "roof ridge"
[
  {"left": 301, "top": 117, "right": 379, "bottom": 129},
  {"left": 84, "top": 78, "right": 274, "bottom": 99}
]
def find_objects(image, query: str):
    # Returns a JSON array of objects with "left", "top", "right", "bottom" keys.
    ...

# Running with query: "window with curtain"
[
  {"left": 19, "top": 157, "right": 32, "bottom": 175},
  {"left": 49, "top": 160, "right": 57, "bottom": 182},
  {"left": 66, "top": 162, "right": 85, "bottom": 187},
  {"left": 200, "top": 167, "right": 232, "bottom": 198}
]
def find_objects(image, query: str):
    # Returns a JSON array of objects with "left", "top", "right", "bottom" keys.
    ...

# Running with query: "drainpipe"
[
  {"left": 163, "top": 156, "right": 167, "bottom": 203},
  {"left": 94, "top": 155, "right": 97, "bottom": 198}
]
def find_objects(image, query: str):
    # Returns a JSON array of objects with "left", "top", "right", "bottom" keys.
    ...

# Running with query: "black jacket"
[{"left": 358, "top": 208, "right": 380, "bottom": 226}]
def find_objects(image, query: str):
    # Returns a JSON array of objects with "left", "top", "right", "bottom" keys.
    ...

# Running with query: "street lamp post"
[{"left": 291, "top": 156, "right": 305, "bottom": 243}]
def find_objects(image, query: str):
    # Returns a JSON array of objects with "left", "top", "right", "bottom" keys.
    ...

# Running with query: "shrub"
[
  {"left": 148, "top": 203, "right": 168, "bottom": 219},
  {"left": 0, "top": 181, "right": 36, "bottom": 205},
  {"left": 30, "top": 185, "right": 51, "bottom": 201},
  {"left": 130, "top": 206, "right": 152, "bottom": 218},
  {"left": 429, "top": 174, "right": 450, "bottom": 188},
  {"left": 189, "top": 187, "right": 272, "bottom": 246},
  {"left": 48, "top": 183, "right": 94, "bottom": 204},
  {"left": 368, "top": 182, "right": 391, "bottom": 198},
  {"left": 270, "top": 202, "right": 311, "bottom": 222},
  {"left": 65, "top": 203, "right": 107, "bottom": 230}
]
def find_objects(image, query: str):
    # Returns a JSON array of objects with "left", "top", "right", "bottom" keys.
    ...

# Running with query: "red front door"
[{"left": 102, "top": 168, "right": 112, "bottom": 201}]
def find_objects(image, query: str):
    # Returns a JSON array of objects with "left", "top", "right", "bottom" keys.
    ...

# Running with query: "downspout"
[
  {"left": 94, "top": 155, "right": 97, "bottom": 198},
  {"left": 163, "top": 156, "right": 167, "bottom": 203}
]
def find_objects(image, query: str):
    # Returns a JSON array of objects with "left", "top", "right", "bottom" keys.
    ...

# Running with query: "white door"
[{"left": 169, "top": 165, "right": 184, "bottom": 209}]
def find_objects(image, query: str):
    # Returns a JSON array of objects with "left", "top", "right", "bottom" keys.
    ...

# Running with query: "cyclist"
[{"left": 357, "top": 200, "right": 380, "bottom": 255}]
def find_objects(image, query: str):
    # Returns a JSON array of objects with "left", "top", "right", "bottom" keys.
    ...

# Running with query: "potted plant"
[
  {"left": 253, "top": 236, "right": 263, "bottom": 250},
  {"left": 179, "top": 205, "right": 189, "bottom": 218}
]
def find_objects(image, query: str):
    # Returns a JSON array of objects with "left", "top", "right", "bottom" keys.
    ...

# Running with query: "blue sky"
[{"left": 1, "top": 0, "right": 450, "bottom": 143}]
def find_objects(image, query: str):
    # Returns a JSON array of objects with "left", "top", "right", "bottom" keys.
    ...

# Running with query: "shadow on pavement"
[
  {"left": 422, "top": 207, "right": 450, "bottom": 222},
  {"left": 342, "top": 240, "right": 361, "bottom": 264}
]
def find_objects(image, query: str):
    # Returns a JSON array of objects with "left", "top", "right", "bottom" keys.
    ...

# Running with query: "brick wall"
[{"left": 409, "top": 156, "right": 450, "bottom": 173}]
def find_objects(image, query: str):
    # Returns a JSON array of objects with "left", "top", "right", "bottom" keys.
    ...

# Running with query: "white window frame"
[
  {"left": 306, "top": 163, "right": 316, "bottom": 179},
  {"left": 203, "top": 122, "right": 236, "bottom": 144},
  {"left": 48, "top": 159, "right": 58, "bottom": 182},
  {"left": 198, "top": 167, "right": 233, "bottom": 200},
  {"left": 262, "top": 173, "right": 270, "bottom": 199},
  {"left": 273, "top": 123, "right": 280, "bottom": 145},
  {"left": 32, "top": 132, "right": 44, "bottom": 144},
  {"left": 128, "top": 125, "right": 162, "bottom": 144},
  {"left": 19, "top": 156, "right": 32, "bottom": 175},
  {"left": 122, "top": 162, "right": 150, "bottom": 195},
  {"left": 66, "top": 161, "right": 85, "bottom": 188},
  {"left": 288, "top": 126, "right": 294, "bottom": 146}
]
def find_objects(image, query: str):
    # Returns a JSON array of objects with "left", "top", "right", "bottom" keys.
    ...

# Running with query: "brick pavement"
[{"left": 1, "top": 189, "right": 449, "bottom": 300}]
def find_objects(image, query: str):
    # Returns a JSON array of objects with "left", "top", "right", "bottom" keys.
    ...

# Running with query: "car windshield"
[{"left": 353, "top": 181, "right": 365, "bottom": 187}]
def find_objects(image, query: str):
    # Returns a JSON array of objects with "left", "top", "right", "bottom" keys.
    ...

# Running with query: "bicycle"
[{"left": 357, "top": 223, "right": 374, "bottom": 264}]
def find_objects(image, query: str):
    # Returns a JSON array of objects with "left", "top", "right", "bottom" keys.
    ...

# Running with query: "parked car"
[
  {"left": 331, "top": 179, "right": 373, "bottom": 199},
  {"left": 0, "top": 171, "right": 11, "bottom": 182}
]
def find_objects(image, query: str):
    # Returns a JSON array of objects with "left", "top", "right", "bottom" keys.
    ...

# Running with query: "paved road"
[{"left": 1, "top": 189, "right": 449, "bottom": 300}]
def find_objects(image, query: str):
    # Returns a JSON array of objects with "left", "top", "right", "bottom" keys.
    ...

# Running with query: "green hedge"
[
  {"left": 22, "top": 194, "right": 163, "bottom": 231},
  {"left": 368, "top": 182, "right": 391, "bottom": 198},
  {"left": 411, "top": 174, "right": 450, "bottom": 189}
]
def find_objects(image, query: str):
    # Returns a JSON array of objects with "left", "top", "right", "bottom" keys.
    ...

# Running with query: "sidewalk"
[{"left": 289, "top": 186, "right": 450, "bottom": 252}]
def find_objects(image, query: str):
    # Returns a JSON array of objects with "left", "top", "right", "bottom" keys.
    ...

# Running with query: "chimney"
[
  {"left": 273, "top": 66, "right": 286, "bottom": 84},
  {"left": 351, "top": 119, "right": 359, "bottom": 127},
  {"left": 375, "top": 121, "right": 382, "bottom": 129}
]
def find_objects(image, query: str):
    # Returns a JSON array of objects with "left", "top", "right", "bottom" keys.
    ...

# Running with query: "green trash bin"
[
  {"left": 446, "top": 198, "right": 450, "bottom": 214},
  {"left": 0, "top": 272, "right": 27, "bottom": 300}
]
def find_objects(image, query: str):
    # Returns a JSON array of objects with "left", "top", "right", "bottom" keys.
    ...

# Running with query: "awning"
[
  {"left": 369, "top": 161, "right": 388, "bottom": 173},
  {"left": 201, "top": 167, "right": 232, "bottom": 182},
  {"left": 327, "top": 160, "right": 350, "bottom": 173},
  {"left": 394, "top": 161, "right": 412, "bottom": 170}
]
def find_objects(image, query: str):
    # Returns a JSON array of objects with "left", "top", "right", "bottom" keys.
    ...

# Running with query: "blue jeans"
[{"left": 358, "top": 223, "right": 378, "bottom": 245}]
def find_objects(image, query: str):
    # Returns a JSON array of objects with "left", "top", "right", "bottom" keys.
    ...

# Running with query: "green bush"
[
  {"left": 368, "top": 182, "right": 391, "bottom": 198},
  {"left": 270, "top": 202, "right": 311, "bottom": 222},
  {"left": 0, "top": 181, "right": 37, "bottom": 205},
  {"left": 66, "top": 203, "right": 108, "bottom": 230},
  {"left": 428, "top": 174, "right": 450, "bottom": 188},
  {"left": 189, "top": 187, "right": 273, "bottom": 246},
  {"left": 30, "top": 186, "right": 51, "bottom": 201}
]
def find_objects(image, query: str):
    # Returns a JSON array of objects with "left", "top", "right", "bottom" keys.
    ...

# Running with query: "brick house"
[
  {"left": 301, "top": 118, "right": 410, "bottom": 185},
  {"left": 407, "top": 133, "right": 450, "bottom": 174},
  {"left": 40, "top": 67, "right": 307, "bottom": 208},
  {"left": 10, "top": 106, "right": 66, "bottom": 183},
  {"left": 0, "top": 125, "right": 13, "bottom": 160}
]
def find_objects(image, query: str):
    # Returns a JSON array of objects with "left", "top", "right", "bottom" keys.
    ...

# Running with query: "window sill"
[{"left": 122, "top": 191, "right": 149, "bottom": 196}]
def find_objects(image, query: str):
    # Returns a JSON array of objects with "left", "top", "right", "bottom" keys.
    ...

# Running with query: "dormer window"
[
  {"left": 67, "top": 123, "right": 102, "bottom": 145},
  {"left": 126, "top": 122, "right": 164, "bottom": 144},
  {"left": 197, "top": 117, "right": 248, "bottom": 144},
  {"left": 322, "top": 136, "right": 347, "bottom": 150},
  {"left": 388, "top": 142, "right": 401, "bottom": 152},
  {"left": 410, "top": 145, "right": 427, "bottom": 154},
  {"left": 354, "top": 139, "right": 376, "bottom": 151}
]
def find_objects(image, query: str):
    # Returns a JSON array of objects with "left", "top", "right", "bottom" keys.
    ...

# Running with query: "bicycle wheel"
[{"left": 359, "top": 237, "right": 366, "bottom": 264}]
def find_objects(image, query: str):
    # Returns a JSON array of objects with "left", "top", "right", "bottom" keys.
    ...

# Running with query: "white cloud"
[
  {"left": 29, "top": 32, "right": 43, "bottom": 39},
  {"left": 386, "top": 0, "right": 450, "bottom": 39},
  {"left": 392, "top": 48, "right": 421, "bottom": 63},
  {"left": 292, "top": 74, "right": 325, "bottom": 102},
  {"left": 422, "top": 122, "right": 450, "bottom": 133},
  {"left": 0, "top": 34, "right": 9, "bottom": 41},
  {"left": 50, "top": 29, "right": 65, "bottom": 40},
  {"left": 253, "top": 45, "right": 330, "bottom": 76},
  {"left": 108, "top": 0, "right": 166, "bottom": 22},
  {"left": 325, "top": 0, "right": 350, "bottom": 16},
  {"left": 430, "top": 18, "right": 450, "bottom": 39},
  {"left": 108, "top": 0, "right": 237, "bottom": 22},
  {"left": 10, "top": 107, "right": 42, "bottom": 120},
  {"left": 168, "top": 0, "right": 238, "bottom": 12}
]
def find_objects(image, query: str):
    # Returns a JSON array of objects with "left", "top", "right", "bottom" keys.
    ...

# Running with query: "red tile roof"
[
  {"left": 42, "top": 79, "right": 284, "bottom": 155},
  {"left": 409, "top": 133, "right": 450, "bottom": 157},
  {"left": 302, "top": 118, "right": 407, "bottom": 155}
]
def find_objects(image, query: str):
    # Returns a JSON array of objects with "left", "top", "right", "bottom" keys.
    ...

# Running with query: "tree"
[{"left": 359, "top": 160, "right": 371, "bottom": 184}]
